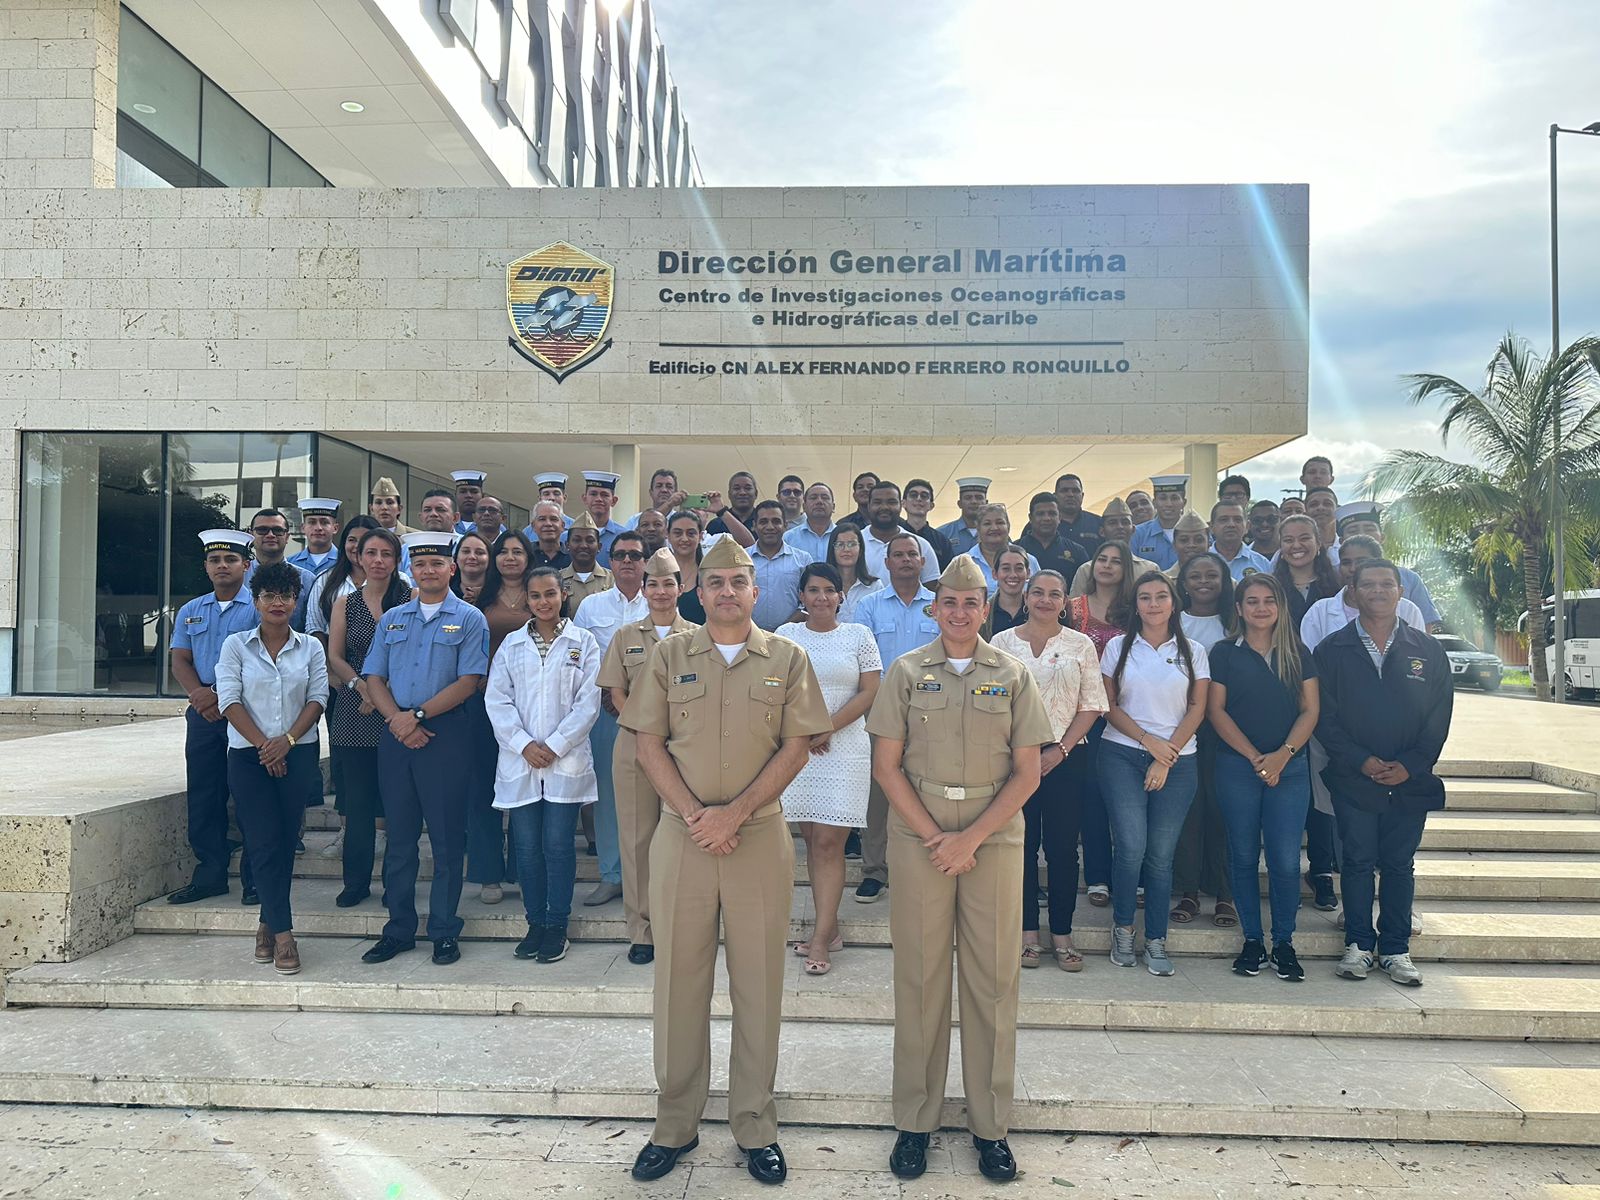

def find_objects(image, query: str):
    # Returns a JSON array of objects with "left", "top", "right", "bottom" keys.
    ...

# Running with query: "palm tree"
[{"left": 1370, "top": 332, "right": 1600, "bottom": 700}]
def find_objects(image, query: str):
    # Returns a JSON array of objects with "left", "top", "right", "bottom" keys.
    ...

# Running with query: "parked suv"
[{"left": 1435, "top": 634, "right": 1503, "bottom": 691}]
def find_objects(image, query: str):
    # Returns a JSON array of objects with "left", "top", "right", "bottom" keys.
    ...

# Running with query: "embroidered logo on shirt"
[
  {"left": 568, "top": 648, "right": 581, "bottom": 663},
  {"left": 915, "top": 681, "right": 942, "bottom": 692},
  {"left": 672, "top": 673, "right": 697, "bottom": 685},
  {"left": 922, "top": 603, "right": 935, "bottom": 617},
  {"left": 1407, "top": 657, "right": 1426, "bottom": 679},
  {"left": 973, "top": 683, "right": 1010, "bottom": 697}
]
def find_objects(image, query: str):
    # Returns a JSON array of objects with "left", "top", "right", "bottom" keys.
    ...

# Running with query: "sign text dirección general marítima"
[{"left": 656, "top": 248, "right": 1128, "bottom": 276}]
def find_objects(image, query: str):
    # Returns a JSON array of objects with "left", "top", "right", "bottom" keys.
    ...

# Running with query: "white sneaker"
[
  {"left": 317, "top": 830, "right": 345, "bottom": 860},
  {"left": 1144, "top": 937, "right": 1174, "bottom": 976},
  {"left": 1336, "top": 943, "right": 1374, "bottom": 980},
  {"left": 1379, "top": 952, "right": 1423, "bottom": 986},
  {"left": 480, "top": 883, "right": 504, "bottom": 905}
]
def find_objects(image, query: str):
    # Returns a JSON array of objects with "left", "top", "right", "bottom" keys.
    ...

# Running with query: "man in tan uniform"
[
  {"left": 621, "top": 536, "right": 832, "bottom": 1186},
  {"left": 596, "top": 547, "right": 698, "bottom": 965},
  {"left": 561, "top": 510, "right": 614, "bottom": 612},
  {"left": 866, "top": 554, "right": 1053, "bottom": 1183}
]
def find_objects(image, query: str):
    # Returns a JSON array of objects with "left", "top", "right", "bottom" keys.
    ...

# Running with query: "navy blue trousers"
[
  {"left": 378, "top": 709, "right": 469, "bottom": 944},
  {"left": 184, "top": 706, "right": 252, "bottom": 892},
  {"left": 229, "top": 743, "right": 319, "bottom": 934}
]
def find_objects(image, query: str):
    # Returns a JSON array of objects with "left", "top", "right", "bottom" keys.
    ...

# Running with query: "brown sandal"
[
  {"left": 1021, "top": 943, "right": 1041, "bottom": 969},
  {"left": 1170, "top": 895, "right": 1200, "bottom": 924},
  {"left": 1213, "top": 901, "right": 1239, "bottom": 929},
  {"left": 1053, "top": 944, "right": 1084, "bottom": 972}
]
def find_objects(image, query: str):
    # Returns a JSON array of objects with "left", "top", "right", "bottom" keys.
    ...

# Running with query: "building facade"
[{"left": 0, "top": 1, "right": 1308, "bottom": 699}]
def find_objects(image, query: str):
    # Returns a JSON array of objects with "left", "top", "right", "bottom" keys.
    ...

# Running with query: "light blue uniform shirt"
[
  {"left": 287, "top": 547, "right": 340, "bottom": 577},
  {"left": 1131, "top": 518, "right": 1178, "bottom": 570},
  {"left": 454, "top": 519, "right": 476, "bottom": 535},
  {"left": 360, "top": 591, "right": 490, "bottom": 709},
  {"left": 961, "top": 545, "right": 1040, "bottom": 597},
  {"left": 751, "top": 543, "right": 813, "bottom": 631},
  {"left": 783, "top": 521, "right": 836, "bottom": 563},
  {"left": 1215, "top": 543, "right": 1272, "bottom": 581},
  {"left": 936, "top": 518, "right": 980, "bottom": 558},
  {"left": 246, "top": 560, "right": 316, "bottom": 633},
  {"left": 855, "top": 584, "right": 940, "bottom": 670},
  {"left": 214, "top": 626, "right": 329, "bottom": 750},
  {"left": 171, "top": 590, "right": 261, "bottom": 685},
  {"left": 593, "top": 519, "right": 627, "bottom": 568},
  {"left": 1398, "top": 564, "right": 1441, "bottom": 626}
]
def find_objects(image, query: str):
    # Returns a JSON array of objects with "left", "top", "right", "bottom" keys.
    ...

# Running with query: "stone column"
[
  {"left": 1185, "top": 442, "right": 1219, "bottom": 514},
  {"left": 610, "top": 442, "right": 641, "bottom": 516},
  {"left": 0, "top": 0, "right": 119, "bottom": 189}
]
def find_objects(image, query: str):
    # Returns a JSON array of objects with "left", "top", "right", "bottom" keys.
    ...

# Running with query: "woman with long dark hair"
[
  {"left": 667, "top": 510, "right": 707, "bottom": 624},
  {"left": 1097, "top": 571, "right": 1209, "bottom": 976},
  {"left": 478, "top": 529, "right": 536, "bottom": 659},
  {"left": 452, "top": 531, "right": 492, "bottom": 604},
  {"left": 982, "top": 545, "right": 1032, "bottom": 638},
  {"left": 826, "top": 523, "right": 882, "bottom": 622},
  {"left": 325, "top": 527, "right": 412, "bottom": 907},
  {"left": 309, "top": 515, "right": 379, "bottom": 638},
  {"left": 1272, "top": 514, "right": 1340, "bottom": 628},
  {"left": 1209, "top": 573, "right": 1320, "bottom": 981}
]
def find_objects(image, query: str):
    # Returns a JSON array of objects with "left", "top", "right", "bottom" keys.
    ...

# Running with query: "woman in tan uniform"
[
  {"left": 595, "top": 548, "right": 698, "bottom": 965},
  {"left": 866, "top": 554, "right": 1053, "bottom": 1183}
]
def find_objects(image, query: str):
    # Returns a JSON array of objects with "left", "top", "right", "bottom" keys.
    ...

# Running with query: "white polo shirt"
[
  {"left": 571, "top": 585, "right": 649, "bottom": 657},
  {"left": 1099, "top": 633, "right": 1211, "bottom": 755},
  {"left": 861, "top": 525, "right": 939, "bottom": 584}
]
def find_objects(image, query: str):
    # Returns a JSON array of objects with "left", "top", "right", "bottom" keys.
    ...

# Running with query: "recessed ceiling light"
[
  {"left": 997, "top": 465, "right": 1019, "bottom": 472},
  {"left": 340, "top": 101, "right": 365, "bottom": 113},
  {"left": 132, "top": 102, "right": 156, "bottom": 114}
]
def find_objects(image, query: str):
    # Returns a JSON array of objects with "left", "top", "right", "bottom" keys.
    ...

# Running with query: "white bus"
[{"left": 1521, "top": 591, "right": 1600, "bottom": 700}]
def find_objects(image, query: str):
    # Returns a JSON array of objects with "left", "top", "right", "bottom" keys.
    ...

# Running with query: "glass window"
[
  {"left": 199, "top": 78, "right": 269, "bottom": 186},
  {"left": 312, "top": 436, "right": 369, "bottom": 533},
  {"left": 269, "top": 136, "right": 324, "bottom": 188},
  {"left": 117, "top": 10, "right": 200, "bottom": 161},
  {"left": 18, "top": 434, "right": 164, "bottom": 695}
]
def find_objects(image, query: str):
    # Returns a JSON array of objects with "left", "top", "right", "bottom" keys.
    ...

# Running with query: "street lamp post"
[{"left": 1547, "top": 121, "right": 1600, "bottom": 703}]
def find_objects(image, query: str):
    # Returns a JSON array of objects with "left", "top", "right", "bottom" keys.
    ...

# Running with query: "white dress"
[{"left": 775, "top": 621, "right": 882, "bottom": 826}]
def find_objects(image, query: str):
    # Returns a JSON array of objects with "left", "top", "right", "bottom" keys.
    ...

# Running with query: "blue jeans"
[
  {"left": 589, "top": 710, "right": 622, "bottom": 885},
  {"left": 1215, "top": 752, "right": 1310, "bottom": 946},
  {"left": 1333, "top": 798, "right": 1428, "bottom": 957},
  {"left": 1078, "top": 718, "right": 1113, "bottom": 889},
  {"left": 463, "top": 693, "right": 515, "bottom": 886},
  {"left": 509, "top": 802, "right": 581, "bottom": 928},
  {"left": 1097, "top": 740, "right": 1198, "bottom": 939}
]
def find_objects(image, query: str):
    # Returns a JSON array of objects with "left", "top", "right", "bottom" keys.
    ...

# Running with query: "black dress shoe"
[
  {"left": 166, "top": 882, "right": 227, "bottom": 905},
  {"left": 360, "top": 936, "right": 415, "bottom": 964},
  {"left": 334, "top": 888, "right": 369, "bottom": 908},
  {"left": 630, "top": 1136, "right": 697, "bottom": 1181},
  {"left": 627, "top": 943, "right": 655, "bottom": 965},
  {"left": 744, "top": 1143, "right": 787, "bottom": 1184},
  {"left": 432, "top": 937, "right": 461, "bottom": 965},
  {"left": 974, "top": 1135, "right": 1017, "bottom": 1182},
  {"left": 889, "top": 1130, "right": 929, "bottom": 1179},
  {"left": 241, "top": 887, "right": 259, "bottom": 906},
  {"left": 515, "top": 926, "right": 546, "bottom": 959}
]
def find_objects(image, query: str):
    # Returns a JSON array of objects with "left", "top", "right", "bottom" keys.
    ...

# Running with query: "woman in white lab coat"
[{"left": 485, "top": 565, "right": 602, "bottom": 965}]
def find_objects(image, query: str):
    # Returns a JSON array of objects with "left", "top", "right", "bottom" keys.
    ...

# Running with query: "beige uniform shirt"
[
  {"left": 866, "top": 637, "right": 1053, "bottom": 787},
  {"left": 561, "top": 564, "right": 614, "bottom": 613},
  {"left": 597, "top": 612, "right": 698, "bottom": 698},
  {"left": 1069, "top": 554, "right": 1160, "bottom": 597},
  {"left": 621, "top": 625, "right": 833, "bottom": 806}
]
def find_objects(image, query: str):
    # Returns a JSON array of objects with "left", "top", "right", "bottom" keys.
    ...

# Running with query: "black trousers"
[
  {"left": 378, "top": 709, "right": 469, "bottom": 944},
  {"left": 228, "top": 743, "right": 318, "bottom": 934},
  {"left": 1023, "top": 740, "right": 1088, "bottom": 936},
  {"left": 333, "top": 744, "right": 382, "bottom": 894},
  {"left": 184, "top": 706, "right": 252, "bottom": 892}
]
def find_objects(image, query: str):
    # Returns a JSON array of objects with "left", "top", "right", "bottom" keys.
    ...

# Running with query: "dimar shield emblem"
[{"left": 506, "top": 241, "right": 615, "bottom": 382}]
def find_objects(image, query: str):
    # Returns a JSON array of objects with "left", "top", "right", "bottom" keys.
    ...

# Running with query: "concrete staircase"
[{"left": 5, "top": 767, "right": 1600, "bottom": 1145}]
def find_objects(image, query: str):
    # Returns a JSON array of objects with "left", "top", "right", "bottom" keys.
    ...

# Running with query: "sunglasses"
[
  {"left": 251, "top": 526, "right": 289, "bottom": 536},
  {"left": 611, "top": 550, "right": 646, "bottom": 561}
]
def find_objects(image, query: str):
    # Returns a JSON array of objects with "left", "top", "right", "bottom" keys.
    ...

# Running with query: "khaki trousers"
[
  {"left": 888, "top": 788, "right": 1023, "bottom": 1140},
  {"left": 613, "top": 727, "right": 660, "bottom": 945},
  {"left": 862, "top": 755, "right": 890, "bottom": 885},
  {"left": 649, "top": 804, "right": 794, "bottom": 1149}
]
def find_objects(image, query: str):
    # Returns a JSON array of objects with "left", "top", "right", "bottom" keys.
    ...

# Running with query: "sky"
[{"left": 660, "top": 0, "right": 1600, "bottom": 502}]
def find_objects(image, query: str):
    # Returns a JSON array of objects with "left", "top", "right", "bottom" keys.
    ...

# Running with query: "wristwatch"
[
  {"left": 412, "top": 707, "right": 427, "bottom": 722},
  {"left": 345, "top": 677, "right": 361, "bottom": 691},
  {"left": 284, "top": 733, "right": 297, "bottom": 748}
]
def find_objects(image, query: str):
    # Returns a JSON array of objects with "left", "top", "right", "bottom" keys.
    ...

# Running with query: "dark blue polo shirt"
[{"left": 1209, "top": 639, "right": 1317, "bottom": 760}]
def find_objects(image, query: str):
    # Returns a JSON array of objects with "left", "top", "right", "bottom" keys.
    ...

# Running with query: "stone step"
[
  {"left": 1424, "top": 812, "right": 1600, "bottom": 852},
  {"left": 271, "top": 829, "right": 1600, "bottom": 902},
  {"left": 134, "top": 877, "right": 1600, "bottom": 964},
  {"left": 1440, "top": 779, "right": 1597, "bottom": 813},
  {"left": 0, "top": 1005, "right": 1593, "bottom": 1144},
  {"left": 13, "top": 933, "right": 1600, "bottom": 1045}
]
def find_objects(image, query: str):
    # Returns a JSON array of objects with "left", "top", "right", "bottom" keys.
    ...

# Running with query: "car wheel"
[
  {"left": 1481, "top": 676, "right": 1501, "bottom": 692},
  {"left": 1566, "top": 676, "right": 1576, "bottom": 702}
]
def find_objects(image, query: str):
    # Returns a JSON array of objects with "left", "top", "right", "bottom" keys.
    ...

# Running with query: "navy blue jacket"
[{"left": 1312, "top": 620, "right": 1453, "bottom": 813}]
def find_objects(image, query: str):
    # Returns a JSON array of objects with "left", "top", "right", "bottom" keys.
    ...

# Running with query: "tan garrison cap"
[
  {"left": 1102, "top": 496, "right": 1131, "bottom": 518},
  {"left": 937, "top": 555, "right": 989, "bottom": 593},
  {"left": 645, "top": 547, "right": 679, "bottom": 578},
  {"left": 700, "top": 536, "right": 754, "bottom": 571},
  {"left": 1174, "top": 510, "right": 1208, "bottom": 532},
  {"left": 371, "top": 476, "right": 401, "bottom": 498},
  {"left": 569, "top": 510, "right": 598, "bottom": 530}
]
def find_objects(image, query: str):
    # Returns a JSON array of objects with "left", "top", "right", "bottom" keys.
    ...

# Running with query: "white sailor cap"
[
  {"left": 1336, "top": 501, "right": 1381, "bottom": 531},
  {"left": 582, "top": 470, "right": 621, "bottom": 491},
  {"left": 955, "top": 476, "right": 992, "bottom": 492},
  {"left": 297, "top": 497, "right": 341, "bottom": 516},
  {"left": 401, "top": 531, "right": 457, "bottom": 558},
  {"left": 199, "top": 528, "right": 253, "bottom": 555},
  {"left": 451, "top": 470, "right": 487, "bottom": 486},
  {"left": 535, "top": 471, "right": 568, "bottom": 489},
  {"left": 1150, "top": 474, "right": 1190, "bottom": 493}
]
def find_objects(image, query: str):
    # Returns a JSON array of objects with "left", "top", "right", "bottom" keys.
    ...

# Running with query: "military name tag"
[
  {"left": 672, "top": 673, "right": 697, "bottom": 685},
  {"left": 973, "top": 683, "right": 1010, "bottom": 697},
  {"left": 762, "top": 676, "right": 783, "bottom": 687},
  {"left": 184, "top": 616, "right": 204, "bottom": 624},
  {"left": 915, "top": 681, "right": 942, "bottom": 692},
  {"left": 625, "top": 646, "right": 645, "bottom": 655},
  {"left": 385, "top": 623, "right": 407, "bottom": 631}
]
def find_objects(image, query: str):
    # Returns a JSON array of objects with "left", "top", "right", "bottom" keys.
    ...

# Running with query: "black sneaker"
[
  {"left": 515, "top": 925, "right": 546, "bottom": 959},
  {"left": 1232, "top": 937, "right": 1268, "bottom": 976},
  {"left": 1308, "top": 872, "right": 1337, "bottom": 911},
  {"left": 854, "top": 878, "right": 886, "bottom": 903},
  {"left": 844, "top": 830, "right": 862, "bottom": 860},
  {"left": 1271, "top": 942, "right": 1304, "bottom": 982},
  {"left": 537, "top": 924, "right": 568, "bottom": 963}
]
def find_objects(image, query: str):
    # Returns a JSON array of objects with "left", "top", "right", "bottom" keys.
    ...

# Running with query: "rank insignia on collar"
[
  {"left": 915, "top": 681, "right": 942, "bottom": 692},
  {"left": 672, "top": 673, "right": 697, "bottom": 685},
  {"left": 973, "top": 683, "right": 1010, "bottom": 697}
]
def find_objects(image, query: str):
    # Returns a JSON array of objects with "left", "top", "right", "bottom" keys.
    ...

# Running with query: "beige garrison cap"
[
  {"left": 936, "top": 555, "right": 989, "bottom": 593},
  {"left": 645, "top": 547, "right": 679, "bottom": 578},
  {"left": 1101, "top": 496, "right": 1131, "bottom": 518},
  {"left": 371, "top": 476, "right": 401, "bottom": 498},
  {"left": 569, "top": 510, "right": 599, "bottom": 530},
  {"left": 700, "top": 536, "right": 755, "bottom": 571},
  {"left": 1174, "top": 510, "right": 1208, "bottom": 533}
]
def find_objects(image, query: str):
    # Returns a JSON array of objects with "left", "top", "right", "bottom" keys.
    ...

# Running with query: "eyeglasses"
[
  {"left": 476, "top": 506, "right": 503, "bottom": 515},
  {"left": 251, "top": 526, "right": 289, "bottom": 536},
  {"left": 778, "top": 488, "right": 802, "bottom": 497},
  {"left": 611, "top": 550, "right": 646, "bottom": 561}
]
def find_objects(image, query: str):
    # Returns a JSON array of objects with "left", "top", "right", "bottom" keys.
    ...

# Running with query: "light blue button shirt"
[
  {"left": 855, "top": 585, "right": 940, "bottom": 670},
  {"left": 361, "top": 592, "right": 491, "bottom": 709},
  {"left": 936, "top": 518, "right": 980, "bottom": 557},
  {"left": 245, "top": 560, "right": 316, "bottom": 632},
  {"left": 214, "top": 626, "right": 329, "bottom": 750},
  {"left": 171, "top": 590, "right": 261, "bottom": 685},
  {"left": 593, "top": 519, "right": 628, "bottom": 567},
  {"left": 1398, "top": 564, "right": 1440, "bottom": 625},
  {"left": 783, "top": 521, "right": 835, "bottom": 563},
  {"left": 1131, "top": 519, "right": 1178, "bottom": 570},
  {"left": 751, "top": 543, "right": 813, "bottom": 631},
  {"left": 961, "top": 545, "right": 1040, "bottom": 596},
  {"left": 1215, "top": 543, "right": 1272, "bottom": 581},
  {"left": 287, "top": 548, "right": 340, "bottom": 578}
]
